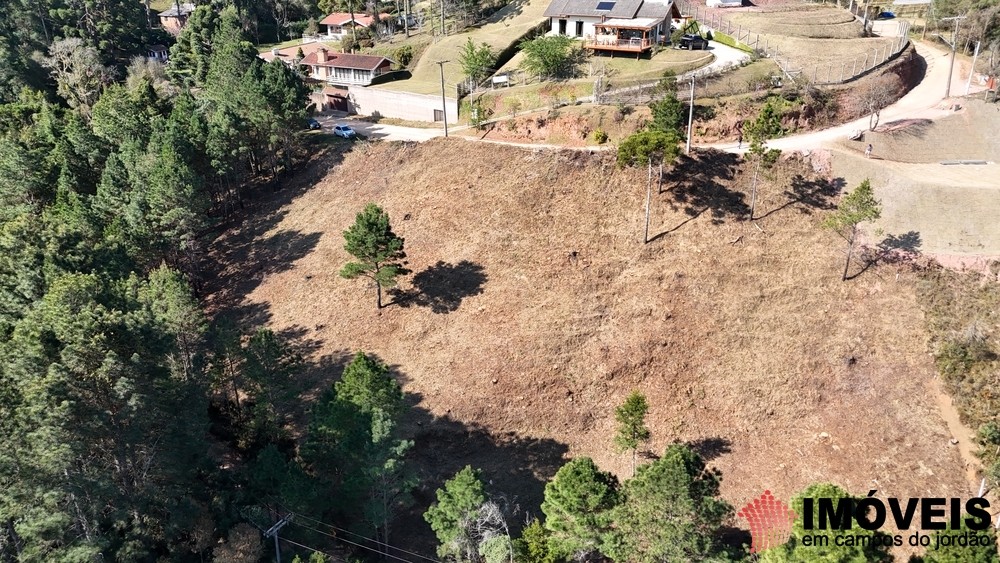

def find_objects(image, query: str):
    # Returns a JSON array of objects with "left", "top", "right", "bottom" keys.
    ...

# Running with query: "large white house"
[{"left": 542, "top": 0, "right": 681, "bottom": 54}]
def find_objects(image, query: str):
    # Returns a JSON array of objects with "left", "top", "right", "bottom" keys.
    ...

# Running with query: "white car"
[
  {"left": 333, "top": 124, "right": 357, "bottom": 139},
  {"left": 707, "top": 0, "right": 742, "bottom": 6}
]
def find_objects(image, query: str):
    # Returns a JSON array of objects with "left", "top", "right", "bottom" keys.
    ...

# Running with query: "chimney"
[{"left": 318, "top": 48, "right": 328, "bottom": 63}]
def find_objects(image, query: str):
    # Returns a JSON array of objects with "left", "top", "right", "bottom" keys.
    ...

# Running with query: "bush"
[
  {"left": 761, "top": 147, "right": 781, "bottom": 168},
  {"left": 394, "top": 44, "right": 414, "bottom": 68},
  {"left": 341, "top": 35, "right": 357, "bottom": 53},
  {"left": 592, "top": 128, "right": 609, "bottom": 144},
  {"left": 519, "top": 35, "right": 581, "bottom": 79},
  {"left": 936, "top": 336, "right": 994, "bottom": 383}
]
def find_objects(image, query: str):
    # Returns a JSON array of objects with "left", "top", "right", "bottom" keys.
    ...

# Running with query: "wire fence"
[{"left": 675, "top": 0, "right": 911, "bottom": 86}]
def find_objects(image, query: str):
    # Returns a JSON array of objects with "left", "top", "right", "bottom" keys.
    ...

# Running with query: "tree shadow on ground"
[
  {"left": 389, "top": 260, "right": 488, "bottom": 314},
  {"left": 755, "top": 174, "right": 845, "bottom": 220},
  {"left": 847, "top": 230, "right": 923, "bottom": 280},
  {"left": 398, "top": 406, "right": 570, "bottom": 555},
  {"left": 687, "top": 436, "right": 733, "bottom": 462},
  {"left": 650, "top": 150, "right": 746, "bottom": 242},
  {"left": 201, "top": 143, "right": 354, "bottom": 325}
]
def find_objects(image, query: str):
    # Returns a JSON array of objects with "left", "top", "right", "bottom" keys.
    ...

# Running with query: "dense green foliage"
[
  {"left": 0, "top": 1, "right": 351, "bottom": 559},
  {"left": 542, "top": 457, "right": 619, "bottom": 559},
  {"left": 459, "top": 38, "right": 496, "bottom": 84},
  {"left": 519, "top": 35, "right": 580, "bottom": 79},
  {"left": 648, "top": 72, "right": 686, "bottom": 138},
  {"left": 604, "top": 444, "right": 734, "bottom": 562},
  {"left": 760, "top": 483, "right": 891, "bottom": 563},
  {"left": 424, "top": 466, "right": 488, "bottom": 560},
  {"left": 923, "top": 516, "right": 1000, "bottom": 563},
  {"left": 616, "top": 129, "right": 681, "bottom": 168}
]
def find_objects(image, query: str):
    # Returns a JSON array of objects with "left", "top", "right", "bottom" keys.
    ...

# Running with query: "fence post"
[
  {"left": 841, "top": 63, "right": 846, "bottom": 82},
  {"left": 813, "top": 66, "right": 818, "bottom": 82},
  {"left": 828, "top": 64, "right": 833, "bottom": 83}
]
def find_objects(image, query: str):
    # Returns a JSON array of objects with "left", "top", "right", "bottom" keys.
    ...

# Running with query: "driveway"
[{"left": 314, "top": 113, "right": 443, "bottom": 142}]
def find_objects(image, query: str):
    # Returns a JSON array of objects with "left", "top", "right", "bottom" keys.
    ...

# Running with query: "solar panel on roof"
[{"left": 596, "top": 1, "right": 616, "bottom": 9}]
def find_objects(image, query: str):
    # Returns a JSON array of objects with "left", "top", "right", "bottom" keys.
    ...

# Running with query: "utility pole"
[
  {"left": 685, "top": 75, "right": 695, "bottom": 155},
  {"left": 942, "top": 16, "right": 966, "bottom": 99},
  {"left": 436, "top": 60, "right": 449, "bottom": 137},
  {"left": 966, "top": 40, "right": 981, "bottom": 95},
  {"left": 264, "top": 515, "right": 292, "bottom": 563}
]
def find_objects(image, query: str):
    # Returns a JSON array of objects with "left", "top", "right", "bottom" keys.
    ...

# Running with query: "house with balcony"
[
  {"left": 542, "top": 0, "right": 680, "bottom": 55},
  {"left": 301, "top": 48, "right": 393, "bottom": 86}
]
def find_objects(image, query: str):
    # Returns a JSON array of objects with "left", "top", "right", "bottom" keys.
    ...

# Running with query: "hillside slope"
[{"left": 207, "top": 140, "right": 968, "bottom": 549}]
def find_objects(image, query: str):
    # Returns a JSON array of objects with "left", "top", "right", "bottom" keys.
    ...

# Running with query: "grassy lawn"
[
  {"left": 149, "top": 0, "right": 174, "bottom": 12},
  {"left": 473, "top": 79, "right": 595, "bottom": 118},
  {"left": 376, "top": 0, "right": 549, "bottom": 94}
]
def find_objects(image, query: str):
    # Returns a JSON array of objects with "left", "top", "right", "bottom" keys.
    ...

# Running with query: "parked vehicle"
[
  {"left": 679, "top": 34, "right": 708, "bottom": 50},
  {"left": 333, "top": 124, "right": 357, "bottom": 139},
  {"left": 306, "top": 118, "right": 322, "bottom": 130}
]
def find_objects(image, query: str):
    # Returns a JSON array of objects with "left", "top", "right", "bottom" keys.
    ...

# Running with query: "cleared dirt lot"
[
  {"left": 207, "top": 139, "right": 970, "bottom": 551},
  {"left": 832, "top": 99, "right": 1000, "bottom": 262}
]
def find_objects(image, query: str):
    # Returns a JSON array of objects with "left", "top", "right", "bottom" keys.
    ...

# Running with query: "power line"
[
  {"left": 287, "top": 519, "right": 422, "bottom": 563},
  {"left": 278, "top": 536, "right": 347, "bottom": 563},
  {"left": 284, "top": 507, "right": 442, "bottom": 563}
]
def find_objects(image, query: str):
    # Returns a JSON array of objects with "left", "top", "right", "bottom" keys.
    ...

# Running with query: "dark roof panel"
[{"left": 542, "top": 0, "right": 647, "bottom": 18}]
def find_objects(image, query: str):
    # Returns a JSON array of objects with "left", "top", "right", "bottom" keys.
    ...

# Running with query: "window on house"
[
  {"left": 335, "top": 67, "right": 351, "bottom": 80},
  {"left": 575, "top": 20, "right": 584, "bottom": 36},
  {"left": 596, "top": 1, "right": 616, "bottom": 10},
  {"left": 558, "top": 19, "right": 567, "bottom": 34}
]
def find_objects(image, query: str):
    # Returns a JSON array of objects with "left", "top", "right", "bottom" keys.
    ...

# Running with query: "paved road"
[{"left": 704, "top": 41, "right": 988, "bottom": 154}]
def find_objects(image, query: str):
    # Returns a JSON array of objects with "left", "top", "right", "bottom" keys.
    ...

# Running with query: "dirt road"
[{"left": 706, "top": 40, "right": 988, "bottom": 153}]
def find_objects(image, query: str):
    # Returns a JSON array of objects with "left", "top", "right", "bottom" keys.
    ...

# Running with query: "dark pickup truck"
[{"left": 679, "top": 34, "right": 708, "bottom": 50}]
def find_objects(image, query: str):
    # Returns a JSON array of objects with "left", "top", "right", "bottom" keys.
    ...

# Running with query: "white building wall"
[
  {"left": 548, "top": 16, "right": 603, "bottom": 39},
  {"left": 347, "top": 86, "right": 459, "bottom": 123}
]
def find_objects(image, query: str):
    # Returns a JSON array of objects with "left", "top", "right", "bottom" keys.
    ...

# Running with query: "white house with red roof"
[
  {"left": 320, "top": 12, "right": 392, "bottom": 39},
  {"left": 301, "top": 47, "right": 393, "bottom": 86}
]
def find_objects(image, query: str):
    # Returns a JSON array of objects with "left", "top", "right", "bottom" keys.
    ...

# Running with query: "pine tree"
[
  {"left": 614, "top": 391, "right": 651, "bottom": 476},
  {"left": 336, "top": 351, "right": 404, "bottom": 416},
  {"left": 604, "top": 445, "right": 732, "bottom": 562},
  {"left": 339, "top": 203, "right": 410, "bottom": 309},
  {"left": 541, "top": 457, "right": 619, "bottom": 559},
  {"left": 822, "top": 179, "right": 882, "bottom": 281},
  {"left": 424, "top": 466, "right": 487, "bottom": 560}
]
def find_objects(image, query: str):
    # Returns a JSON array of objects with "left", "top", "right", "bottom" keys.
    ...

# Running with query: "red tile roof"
[
  {"left": 319, "top": 12, "right": 392, "bottom": 27},
  {"left": 300, "top": 50, "right": 392, "bottom": 71}
]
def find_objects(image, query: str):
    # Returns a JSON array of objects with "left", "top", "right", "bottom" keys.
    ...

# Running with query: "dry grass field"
[
  {"left": 206, "top": 140, "right": 971, "bottom": 552},
  {"left": 717, "top": 4, "right": 897, "bottom": 76}
]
